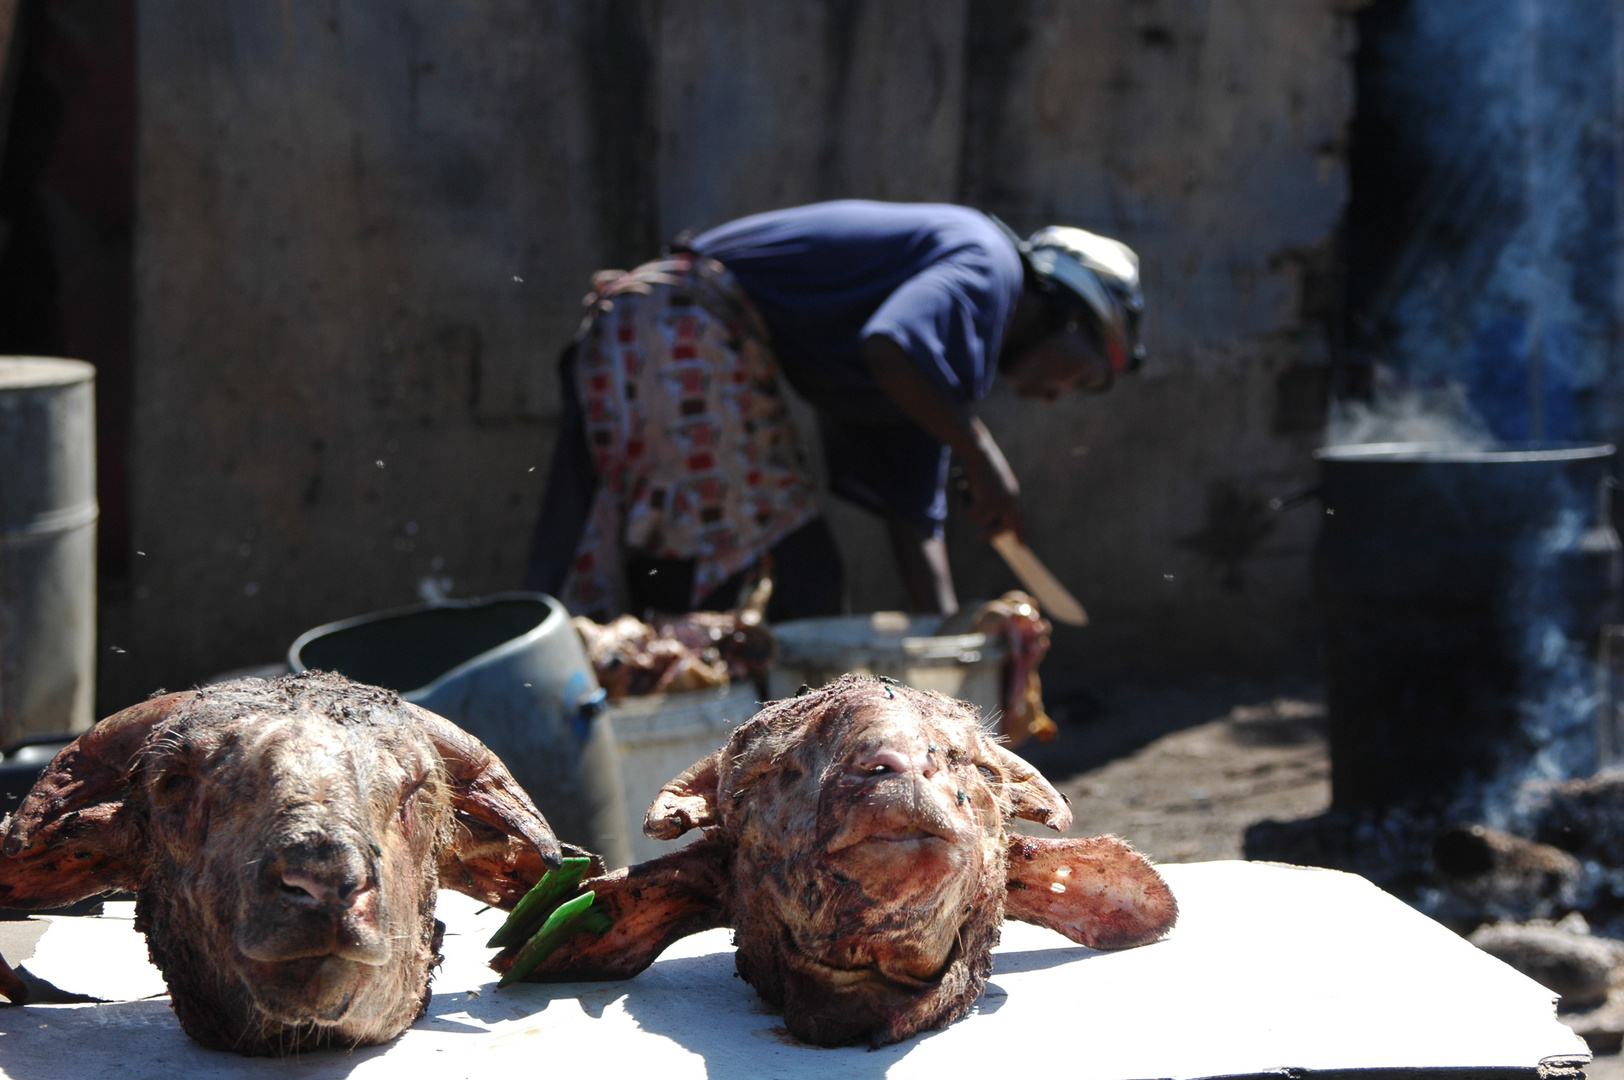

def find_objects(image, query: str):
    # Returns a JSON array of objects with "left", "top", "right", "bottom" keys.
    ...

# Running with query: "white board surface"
[{"left": 0, "top": 860, "right": 1589, "bottom": 1079}]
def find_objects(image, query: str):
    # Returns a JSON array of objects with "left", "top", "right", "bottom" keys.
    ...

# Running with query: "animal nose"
[
  {"left": 280, "top": 869, "right": 364, "bottom": 904},
  {"left": 243, "top": 838, "right": 391, "bottom": 967},
  {"left": 269, "top": 837, "right": 375, "bottom": 909},
  {"left": 853, "top": 747, "right": 938, "bottom": 781}
]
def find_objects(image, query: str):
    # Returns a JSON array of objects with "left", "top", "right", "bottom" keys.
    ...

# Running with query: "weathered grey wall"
[
  {"left": 112, "top": 2, "right": 612, "bottom": 703},
  {"left": 946, "top": 1, "right": 1356, "bottom": 682},
  {"left": 110, "top": 0, "right": 1359, "bottom": 708}
]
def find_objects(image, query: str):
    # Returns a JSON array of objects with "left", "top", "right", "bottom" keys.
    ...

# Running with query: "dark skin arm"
[
  {"left": 855, "top": 288, "right": 1104, "bottom": 613},
  {"left": 859, "top": 334, "right": 1024, "bottom": 542}
]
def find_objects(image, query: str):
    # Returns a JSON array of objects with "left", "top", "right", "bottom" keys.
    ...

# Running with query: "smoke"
[
  {"left": 416, "top": 575, "right": 454, "bottom": 603},
  {"left": 1439, "top": 488, "right": 1605, "bottom": 833},
  {"left": 1326, "top": 380, "right": 1497, "bottom": 449}
]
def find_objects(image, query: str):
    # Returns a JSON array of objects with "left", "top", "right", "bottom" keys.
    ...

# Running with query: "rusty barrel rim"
[{"left": 1315, "top": 440, "right": 1615, "bottom": 464}]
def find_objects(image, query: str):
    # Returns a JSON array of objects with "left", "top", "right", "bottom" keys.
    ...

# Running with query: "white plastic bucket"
[
  {"left": 766, "top": 612, "right": 1006, "bottom": 725},
  {"left": 583, "top": 681, "right": 760, "bottom": 866}
]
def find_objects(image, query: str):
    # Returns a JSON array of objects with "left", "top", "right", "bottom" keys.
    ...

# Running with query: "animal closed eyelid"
[
  {"left": 398, "top": 777, "right": 426, "bottom": 817},
  {"left": 157, "top": 771, "right": 193, "bottom": 797}
]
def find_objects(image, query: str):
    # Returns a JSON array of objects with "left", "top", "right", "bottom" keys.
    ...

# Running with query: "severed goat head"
[
  {"left": 0, "top": 671, "right": 569, "bottom": 1055},
  {"left": 501, "top": 673, "right": 1177, "bottom": 1047}
]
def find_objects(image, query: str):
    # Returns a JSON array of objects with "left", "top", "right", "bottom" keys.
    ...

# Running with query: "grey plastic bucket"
[
  {"left": 0, "top": 358, "right": 97, "bottom": 742},
  {"left": 288, "top": 592, "right": 618, "bottom": 854},
  {"left": 766, "top": 612, "right": 1006, "bottom": 725}
]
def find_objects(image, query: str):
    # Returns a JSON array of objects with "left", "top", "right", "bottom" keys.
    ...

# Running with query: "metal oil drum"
[
  {"left": 0, "top": 358, "right": 98, "bottom": 742},
  {"left": 1313, "top": 441, "right": 1620, "bottom": 812}
]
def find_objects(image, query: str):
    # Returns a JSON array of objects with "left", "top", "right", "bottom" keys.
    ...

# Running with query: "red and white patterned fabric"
[{"left": 561, "top": 254, "right": 820, "bottom": 616}]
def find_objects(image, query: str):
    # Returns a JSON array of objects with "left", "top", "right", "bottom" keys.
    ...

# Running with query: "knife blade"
[{"left": 990, "top": 531, "right": 1088, "bottom": 626}]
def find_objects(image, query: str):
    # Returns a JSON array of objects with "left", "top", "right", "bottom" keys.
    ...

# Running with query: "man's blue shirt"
[{"left": 692, "top": 200, "right": 1023, "bottom": 424}]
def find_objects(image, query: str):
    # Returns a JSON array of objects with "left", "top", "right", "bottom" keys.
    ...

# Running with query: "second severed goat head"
[{"left": 502, "top": 673, "right": 1177, "bottom": 1046}]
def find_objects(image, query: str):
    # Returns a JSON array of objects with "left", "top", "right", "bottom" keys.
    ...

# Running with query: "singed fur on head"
[
  {"left": 130, "top": 673, "right": 454, "bottom": 1054},
  {"left": 714, "top": 674, "right": 1019, "bottom": 1046}
]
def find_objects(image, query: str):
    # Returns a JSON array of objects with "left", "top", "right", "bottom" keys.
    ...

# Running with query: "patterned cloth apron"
[{"left": 561, "top": 254, "right": 820, "bottom": 616}]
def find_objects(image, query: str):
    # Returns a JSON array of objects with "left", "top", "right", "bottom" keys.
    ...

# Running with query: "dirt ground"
[{"left": 1017, "top": 678, "right": 1332, "bottom": 860}]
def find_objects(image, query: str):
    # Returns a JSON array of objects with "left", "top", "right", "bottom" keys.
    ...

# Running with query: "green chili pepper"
[
  {"left": 498, "top": 890, "right": 599, "bottom": 985},
  {"left": 580, "top": 902, "right": 614, "bottom": 937},
  {"left": 486, "top": 857, "right": 593, "bottom": 949}
]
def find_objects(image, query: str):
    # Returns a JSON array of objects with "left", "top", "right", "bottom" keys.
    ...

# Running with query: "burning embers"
[{"left": 498, "top": 673, "right": 1178, "bottom": 1047}]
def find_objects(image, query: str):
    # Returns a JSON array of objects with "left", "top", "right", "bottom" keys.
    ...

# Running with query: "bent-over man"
[{"left": 524, "top": 200, "right": 1143, "bottom": 622}]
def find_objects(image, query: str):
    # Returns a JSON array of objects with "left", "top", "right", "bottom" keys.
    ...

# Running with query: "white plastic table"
[{"left": 0, "top": 861, "right": 1590, "bottom": 1079}]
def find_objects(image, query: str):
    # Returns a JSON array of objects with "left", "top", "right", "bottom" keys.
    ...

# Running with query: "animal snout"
[
  {"left": 822, "top": 734, "right": 974, "bottom": 855},
  {"left": 237, "top": 831, "right": 392, "bottom": 967},
  {"left": 269, "top": 837, "right": 376, "bottom": 909},
  {"left": 280, "top": 867, "right": 367, "bottom": 905},
  {"left": 852, "top": 747, "right": 937, "bottom": 781}
]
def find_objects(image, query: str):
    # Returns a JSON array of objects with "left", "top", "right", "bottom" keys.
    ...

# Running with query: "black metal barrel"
[{"left": 1313, "top": 441, "right": 1621, "bottom": 811}]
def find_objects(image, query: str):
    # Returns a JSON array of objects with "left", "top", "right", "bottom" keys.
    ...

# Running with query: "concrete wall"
[
  {"left": 946, "top": 1, "right": 1356, "bottom": 682},
  {"left": 107, "top": 0, "right": 1360, "bottom": 708}
]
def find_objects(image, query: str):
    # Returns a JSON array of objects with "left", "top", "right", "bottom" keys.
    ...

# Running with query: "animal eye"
[
  {"left": 156, "top": 771, "right": 193, "bottom": 800},
  {"left": 867, "top": 764, "right": 890, "bottom": 775},
  {"left": 398, "top": 779, "right": 423, "bottom": 818}
]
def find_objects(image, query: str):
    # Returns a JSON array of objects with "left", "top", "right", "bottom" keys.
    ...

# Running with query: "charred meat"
[{"left": 575, "top": 612, "right": 773, "bottom": 698}]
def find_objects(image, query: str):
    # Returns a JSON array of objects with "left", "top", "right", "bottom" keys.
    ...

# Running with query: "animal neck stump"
[
  {"left": 0, "top": 671, "right": 567, "bottom": 1055},
  {"left": 502, "top": 673, "right": 1179, "bottom": 1048}
]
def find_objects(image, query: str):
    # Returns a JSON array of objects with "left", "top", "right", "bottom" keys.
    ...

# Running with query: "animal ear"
[
  {"left": 0, "top": 692, "right": 187, "bottom": 910},
  {"left": 497, "top": 835, "right": 731, "bottom": 982},
  {"left": 1004, "top": 835, "right": 1178, "bottom": 949},
  {"left": 406, "top": 704, "right": 566, "bottom": 903},
  {"left": 977, "top": 739, "right": 1072, "bottom": 831},
  {"left": 644, "top": 748, "right": 725, "bottom": 840}
]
